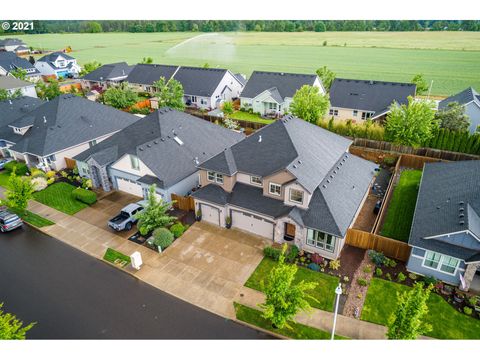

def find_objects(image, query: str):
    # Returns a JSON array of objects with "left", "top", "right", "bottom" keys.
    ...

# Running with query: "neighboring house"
[
  {"left": 329, "top": 78, "right": 416, "bottom": 122},
  {"left": 240, "top": 71, "right": 324, "bottom": 117},
  {"left": 438, "top": 87, "right": 480, "bottom": 134},
  {"left": 81, "top": 62, "right": 134, "bottom": 91},
  {"left": 192, "top": 116, "right": 376, "bottom": 259},
  {"left": 0, "top": 38, "right": 29, "bottom": 55},
  {"left": 126, "top": 64, "right": 179, "bottom": 93},
  {"left": 0, "top": 75, "right": 37, "bottom": 98},
  {"left": 407, "top": 160, "right": 480, "bottom": 292},
  {"left": 0, "top": 94, "right": 138, "bottom": 171},
  {"left": 0, "top": 52, "right": 41, "bottom": 82},
  {"left": 0, "top": 96, "right": 45, "bottom": 157},
  {"left": 34, "top": 52, "right": 81, "bottom": 79},
  {"left": 74, "top": 108, "right": 244, "bottom": 200}
]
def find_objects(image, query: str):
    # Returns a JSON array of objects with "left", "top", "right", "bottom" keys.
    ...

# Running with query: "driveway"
[
  {"left": 136, "top": 222, "right": 270, "bottom": 318},
  {"left": 74, "top": 191, "right": 142, "bottom": 239}
]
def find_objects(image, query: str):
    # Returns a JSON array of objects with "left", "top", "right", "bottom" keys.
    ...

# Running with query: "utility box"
[{"left": 130, "top": 251, "right": 143, "bottom": 270}]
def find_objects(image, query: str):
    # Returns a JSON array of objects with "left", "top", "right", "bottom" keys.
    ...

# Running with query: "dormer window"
[
  {"left": 269, "top": 182, "right": 281, "bottom": 196},
  {"left": 289, "top": 189, "right": 304, "bottom": 204},
  {"left": 250, "top": 176, "right": 262, "bottom": 186},
  {"left": 207, "top": 171, "right": 223, "bottom": 184}
]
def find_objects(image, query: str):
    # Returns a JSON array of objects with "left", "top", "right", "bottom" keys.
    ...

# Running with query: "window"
[
  {"left": 201, "top": 99, "right": 207, "bottom": 105},
  {"left": 269, "top": 182, "right": 281, "bottom": 196},
  {"left": 289, "top": 189, "right": 304, "bottom": 204},
  {"left": 191, "top": 96, "right": 197, "bottom": 102},
  {"left": 207, "top": 171, "right": 223, "bottom": 184},
  {"left": 361, "top": 111, "right": 373, "bottom": 120},
  {"left": 88, "top": 140, "right": 97, "bottom": 148},
  {"left": 46, "top": 154, "right": 56, "bottom": 163},
  {"left": 353, "top": 110, "right": 358, "bottom": 117},
  {"left": 207, "top": 171, "right": 215, "bottom": 182},
  {"left": 130, "top": 155, "right": 140, "bottom": 170},
  {"left": 215, "top": 173, "right": 223, "bottom": 184},
  {"left": 329, "top": 109, "right": 338, "bottom": 116},
  {"left": 268, "top": 102, "right": 277, "bottom": 110},
  {"left": 423, "top": 251, "right": 459, "bottom": 275},
  {"left": 250, "top": 176, "right": 262, "bottom": 186},
  {"left": 306, "top": 229, "right": 335, "bottom": 252}
]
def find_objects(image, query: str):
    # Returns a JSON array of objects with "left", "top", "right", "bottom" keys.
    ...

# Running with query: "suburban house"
[
  {"left": 0, "top": 94, "right": 138, "bottom": 171},
  {"left": 192, "top": 116, "right": 376, "bottom": 259},
  {"left": 81, "top": 62, "right": 134, "bottom": 91},
  {"left": 240, "top": 71, "right": 324, "bottom": 117},
  {"left": 328, "top": 78, "right": 416, "bottom": 122},
  {"left": 34, "top": 52, "right": 81, "bottom": 79},
  {"left": 438, "top": 87, "right": 480, "bottom": 134},
  {"left": 74, "top": 108, "right": 244, "bottom": 200},
  {"left": 127, "top": 63, "right": 179, "bottom": 93},
  {"left": 0, "top": 96, "right": 45, "bottom": 158},
  {"left": 0, "top": 52, "right": 41, "bottom": 82},
  {"left": 0, "top": 38, "right": 29, "bottom": 55},
  {"left": 407, "top": 160, "right": 480, "bottom": 292},
  {"left": 0, "top": 75, "right": 37, "bottom": 98}
]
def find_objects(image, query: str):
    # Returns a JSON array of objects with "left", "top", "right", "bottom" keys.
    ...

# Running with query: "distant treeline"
[{"left": 2, "top": 20, "right": 480, "bottom": 34}]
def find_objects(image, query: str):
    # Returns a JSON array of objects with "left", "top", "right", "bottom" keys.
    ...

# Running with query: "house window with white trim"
[
  {"left": 215, "top": 173, "right": 223, "bottom": 184},
  {"left": 306, "top": 229, "right": 335, "bottom": 252},
  {"left": 329, "top": 109, "right": 338, "bottom": 116},
  {"left": 353, "top": 110, "right": 358, "bottom": 117},
  {"left": 207, "top": 171, "right": 223, "bottom": 184},
  {"left": 289, "top": 189, "right": 304, "bottom": 204},
  {"left": 207, "top": 171, "right": 215, "bottom": 182},
  {"left": 269, "top": 182, "right": 281, "bottom": 196},
  {"left": 440, "top": 256, "right": 459, "bottom": 274},
  {"left": 130, "top": 155, "right": 140, "bottom": 170},
  {"left": 361, "top": 111, "right": 373, "bottom": 120},
  {"left": 250, "top": 176, "right": 262, "bottom": 186},
  {"left": 423, "top": 251, "right": 459, "bottom": 275}
]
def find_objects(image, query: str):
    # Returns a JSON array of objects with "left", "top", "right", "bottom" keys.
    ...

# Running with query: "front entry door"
[{"left": 284, "top": 223, "right": 296, "bottom": 241}]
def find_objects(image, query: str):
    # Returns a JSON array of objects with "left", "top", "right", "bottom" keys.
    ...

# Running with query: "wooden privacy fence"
[
  {"left": 397, "top": 153, "right": 442, "bottom": 169},
  {"left": 345, "top": 228, "right": 411, "bottom": 262},
  {"left": 171, "top": 194, "right": 195, "bottom": 211},
  {"left": 64, "top": 157, "right": 77, "bottom": 169}
]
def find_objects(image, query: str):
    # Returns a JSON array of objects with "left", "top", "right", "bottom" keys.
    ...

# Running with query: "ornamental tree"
[
  {"left": 153, "top": 77, "right": 185, "bottom": 111},
  {"left": 316, "top": 65, "right": 336, "bottom": 91},
  {"left": 411, "top": 74, "right": 429, "bottom": 95},
  {"left": 102, "top": 82, "right": 138, "bottom": 109},
  {"left": 384, "top": 96, "right": 437, "bottom": 147},
  {"left": 387, "top": 283, "right": 433, "bottom": 340},
  {"left": 0, "top": 303, "right": 35, "bottom": 340},
  {"left": 79, "top": 61, "right": 102, "bottom": 76},
  {"left": 290, "top": 85, "right": 330, "bottom": 124},
  {"left": 36, "top": 79, "right": 61, "bottom": 100},
  {"left": 260, "top": 244, "right": 317, "bottom": 329},
  {"left": 436, "top": 102, "right": 471, "bottom": 132},
  {"left": 3, "top": 169, "right": 34, "bottom": 215}
]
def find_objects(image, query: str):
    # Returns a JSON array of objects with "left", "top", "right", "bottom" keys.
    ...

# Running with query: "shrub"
[
  {"left": 5, "top": 161, "right": 28, "bottom": 176},
  {"left": 308, "top": 263, "right": 320, "bottom": 272},
  {"left": 408, "top": 272, "right": 418, "bottom": 280},
  {"left": 368, "top": 250, "right": 387, "bottom": 266},
  {"left": 329, "top": 259, "right": 340, "bottom": 270},
  {"left": 46, "top": 170, "right": 56, "bottom": 178},
  {"left": 343, "top": 276, "right": 350, "bottom": 282},
  {"left": 285, "top": 245, "right": 299, "bottom": 263},
  {"left": 72, "top": 188, "right": 97, "bottom": 205},
  {"left": 397, "top": 272, "right": 406, "bottom": 282},
  {"left": 464, "top": 307, "right": 473, "bottom": 316},
  {"left": 363, "top": 265, "right": 372, "bottom": 273},
  {"left": 31, "top": 177, "right": 48, "bottom": 192},
  {"left": 152, "top": 228, "right": 174, "bottom": 250},
  {"left": 311, "top": 253, "right": 324, "bottom": 265},
  {"left": 73, "top": 167, "right": 79, "bottom": 175},
  {"left": 383, "top": 156, "right": 397, "bottom": 167},
  {"left": 47, "top": 177, "right": 55, "bottom": 185},
  {"left": 60, "top": 170, "right": 68, "bottom": 178},
  {"left": 387, "top": 259, "right": 397, "bottom": 268},
  {"left": 468, "top": 296, "right": 478, "bottom": 307},
  {"left": 357, "top": 278, "right": 368, "bottom": 286},
  {"left": 263, "top": 246, "right": 281, "bottom": 261},
  {"left": 375, "top": 268, "right": 383, "bottom": 277},
  {"left": 170, "top": 222, "right": 185, "bottom": 238},
  {"left": 31, "top": 168, "right": 47, "bottom": 179},
  {"left": 423, "top": 275, "right": 437, "bottom": 287},
  {"left": 385, "top": 273, "right": 392, "bottom": 281},
  {"left": 81, "top": 178, "right": 92, "bottom": 189}
]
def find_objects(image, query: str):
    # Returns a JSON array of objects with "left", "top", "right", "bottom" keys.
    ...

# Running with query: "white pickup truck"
[{"left": 108, "top": 203, "right": 144, "bottom": 231}]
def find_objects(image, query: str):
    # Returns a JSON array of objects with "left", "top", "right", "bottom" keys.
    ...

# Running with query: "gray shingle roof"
[
  {"left": 192, "top": 183, "right": 229, "bottom": 205},
  {"left": 0, "top": 96, "right": 44, "bottom": 143},
  {"left": 240, "top": 71, "right": 318, "bottom": 100},
  {"left": 330, "top": 78, "right": 416, "bottom": 115},
  {"left": 172, "top": 66, "right": 229, "bottom": 97},
  {"left": 409, "top": 160, "right": 480, "bottom": 260},
  {"left": 137, "top": 174, "right": 164, "bottom": 189},
  {"left": 8, "top": 94, "right": 138, "bottom": 156},
  {"left": 37, "top": 52, "right": 75, "bottom": 63},
  {"left": 439, "top": 87, "right": 480, "bottom": 109},
  {"left": 126, "top": 64, "right": 178, "bottom": 86},
  {"left": 83, "top": 62, "right": 133, "bottom": 82},
  {"left": 0, "top": 52, "right": 39, "bottom": 76},
  {"left": 0, "top": 38, "right": 26, "bottom": 47},
  {"left": 75, "top": 108, "right": 244, "bottom": 189},
  {"left": 0, "top": 75, "right": 34, "bottom": 90}
]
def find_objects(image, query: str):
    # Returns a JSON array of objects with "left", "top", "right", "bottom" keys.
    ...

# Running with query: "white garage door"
[
  {"left": 232, "top": 211, "right": 274, "bottom": 240},
  {"left": 116, "top": 178, "right": 143, "bottom": 197},
  {"left": 201, "top": 204, "right": 220, "bottom": 226}
]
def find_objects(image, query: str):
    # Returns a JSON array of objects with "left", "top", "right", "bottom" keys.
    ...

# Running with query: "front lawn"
[
  {"left": 230, "top": 111, "right": 274, "bottom": 125},
  {"left": 381, "top": 170, "right": 422, "bottom": 242},
  {"left": 14, "top": 210, "right": 55, "bottom": 228},
  {"left": 103, "top": 248, "right": 131, "bottom": 268},
  {"left": 361, "top": 278, "right": 480, "bottom": 339},
  {"left": 245, "top": 257, "right": 340, "bottom": 311},
  {"left": 32, "top": 182, "right": 88, "bottom": 215},
  {"left": 234, "top": 303, "right": 345, "bottom": 339}
]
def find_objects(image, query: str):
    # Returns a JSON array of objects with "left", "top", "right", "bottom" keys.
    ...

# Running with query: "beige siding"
[
  {"left": 199, "top": 169, "right": 236, "bottom": 192},
  {"left": 236, "top": 172, "right": 263, "bottom": 187},
  {"left": 283, "top": 182, "right": 310, "bottom": 208},
  {"left": 110, "top": 154, "right": 156, "bottom": 177},
  {"left": 262, "top": 170, "right": 295, "bottom": 199},
  {"left": 328, "top": 107, "right": 373, "bottom": 122}
]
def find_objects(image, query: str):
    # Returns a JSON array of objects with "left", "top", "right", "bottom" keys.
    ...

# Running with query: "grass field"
[
  {"left": 361, "top": 278, "right": 480, "bottom": 339},
  {"left": 381, "top": 170, "right": 422, "bottom": 242},
  {"left": 3, "top": 32, "right": 480, "bottom": 95}
]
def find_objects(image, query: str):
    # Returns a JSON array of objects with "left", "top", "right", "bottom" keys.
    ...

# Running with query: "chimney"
[{"left": 258, "top": 135, "right": 262, "bottom": 143}]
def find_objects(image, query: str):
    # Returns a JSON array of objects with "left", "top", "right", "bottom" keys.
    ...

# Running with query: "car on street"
[
  {"left": 108, "top": 203, "right": 144, "bottom": 231},
  {"left": 0, "top": 208, "right": 23, "bottom": 232}
]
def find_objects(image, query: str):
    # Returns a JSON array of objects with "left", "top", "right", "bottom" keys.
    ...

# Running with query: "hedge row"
[{"left": 72, "top": 188, "right": 97, "bottom": 205}]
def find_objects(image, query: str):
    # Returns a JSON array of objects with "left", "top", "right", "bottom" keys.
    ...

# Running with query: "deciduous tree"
[
  {"left": 290, "top": 85, "right": 330, "bottom": 124},
  {"left": 36, "top": 79, "right": 61, "bottom": 100},
  {"left": 153, "top": 77, "right": 185, "bottom": 111},
  {"left": 0, "top": 88, "right": 22, "bottom": 101},
  {"left": 3, "top": 169, "right": 34, "bottom": 215},
  {"left": 79, "top": 61, "right": 102, "bottom": 76},
  {"left": 102, "top": 82, "right": 138, "bottom": 109},
  {"left": 411, "top": 74, "right": 429, "bottom": 95},
  {"left": 0, "top": 303, "right": 35, "bottom": 340},
  {"left": 315, "top": 66, "right": 336, "bottom": 91},
  {"left": 10, "top": 68, "right": 28, "bottom": 81},
  {"left": 436, "top": 102, "right": 470, "bottom": 132}
]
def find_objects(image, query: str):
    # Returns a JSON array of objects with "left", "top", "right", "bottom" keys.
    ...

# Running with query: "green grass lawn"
[
  {"left": 234, "top": 303, "right": 345, "bottom": 339},
  {"left": 32, "top": 182, "right": 88, "bottom": 215},
  {"left": 245, "top": 257, "right": 340, "bottom": 311},
  {"left": 3, "top": 32, "right": 480, "bottom": 95},
  {"left": 0, "top": 171, "right": 11, "bottom": 188},
  {"left": 103, "top": 248, "right": 131, "bottom": 268},
  {"left": 230, "top": 111, "right": 274, "bottom": 125},
  {"left": 14, "top": 210, "right": 55, "bottom": 228},
  {"left": 361, "top": 278, "right": 480, "bottom": 339},
  {"left": 381, "top": 170, "right": 422, "bottom": 242}
]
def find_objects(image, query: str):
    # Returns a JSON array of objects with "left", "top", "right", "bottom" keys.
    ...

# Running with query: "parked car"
[
  {"left": 0, "top": 157, "right": 14, "bottom": 170},
  {"left": 108, "top": 203, "right": 144, "bottom": 231},
  {"left": 0, "top": 209, "right": 23, "bottom": 232}
]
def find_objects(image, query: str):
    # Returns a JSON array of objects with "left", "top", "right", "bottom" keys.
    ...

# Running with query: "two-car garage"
[
  {"left": 201, "top": 203, "right": 221, "bottom": 226},
  {"left": 231, "top": 210, "right": 274, "bottom": 240}
]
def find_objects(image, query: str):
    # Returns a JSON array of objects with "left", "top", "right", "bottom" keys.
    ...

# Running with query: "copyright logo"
[{"left": 1, "top": 22, "right": 10, "bottom": 30}]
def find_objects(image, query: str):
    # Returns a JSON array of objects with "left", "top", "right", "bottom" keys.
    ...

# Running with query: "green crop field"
[{"left": 3, "top": 31, "right": 480, "bottom": 95}]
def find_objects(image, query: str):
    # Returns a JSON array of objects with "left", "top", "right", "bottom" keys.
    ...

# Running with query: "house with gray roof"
[
  {"left": 34, "top": 52, "right": 81, "bottom": 79},
  {"left": 407, "top": 160, "right": 480, "bottom": 292},
  {"left": 192, "top": 116, "right": 376, "bottom": 258},
  {"left": 0, "top": 38, "right": 29, "bottom": 55},
  {"left": 127, "top": 64, "right": 179, "bottom": 93},
  {"left": 0, "top": 52, "right": 40, "bottom": 82},
  {"left": 0, "top": 75, "right": 37, "bottom": 98},
  {"left": 329, "top": 78, "right": 416, "bottom": 122},
  {"left": 74, "top": 108, "right": 244, "bottom": 200},
  {"left": 81, "top": 62, "right": 133, "bottom": 91},
  {"left": 240, "top": 71, "right": 324, "bottom": 117},
  {"left": 438, "top": 87, "right": 480, "bottom": 134},
  {"left": 2, "top": 94, "right": 138, "bottom": 171}
]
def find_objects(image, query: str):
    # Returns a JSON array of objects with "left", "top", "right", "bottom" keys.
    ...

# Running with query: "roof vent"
[
  {"left": 139, "top": 147, "right": 144, "bottom": 151},
  {"left": 369, "top": 80, "right": 374, "bottom": 85},
  {"left": 43, "top": 116, "right": 47, "bottom": 124},
  {"left": 298, "top": 160, "right": 302, "bottom": 164},
  {"left": 352, "top": 185, "right": 355, "bottom": 190},
  {"left": 436, "top": 206, "right": 441, "bottom": 210},
  {"left": 333, "top": 170, "right": 337, "bottom": 174},
  {"left": 292, "top": 164, "right": 297, "bottom": 169},
  {"left": 459, "top": 207, "right": 464, "bottom": 212},
  {"left": 339, "top": 162, "right": 343, "bottom": 166},
  {"left": 459, "top": 201, "right": 465, "bottom": 205},
  {"left": 322, "top": 184, "right": 327, "bottom": 189},
  {"left": 459, "top": 213, "right": 465, "bottom": 218},
  {"left": 258, "top": 135, "right": 262, "bottom": 143},
  {"left": 327, "top": 179, "right": 331, "bottom": 183},
  {"left": 173, "top": 136, "right": 184, "bottom": 146},
  {"left": 194, "top": 157, "right": 199, "bottom": 165},
  {"left": 8, "top": 100, "right": 12, "bottom": 105},
  {"left": 336, "top": 166, "right": 340, "bottom": 170},
  {"left": 153, "top": 140, "right": 158, "bottom": 144},
  {"left": 161, "top": 138, "right": 165, "bottom": 141},
  {"left": 330, "top": 175, "right": 334, "bottom": 179},
  {"left": 460, "top": 220, "right": 465, "bottom": 225},
  {"left": 147, "top": 144, "right": 151, "bottom": 148}
]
